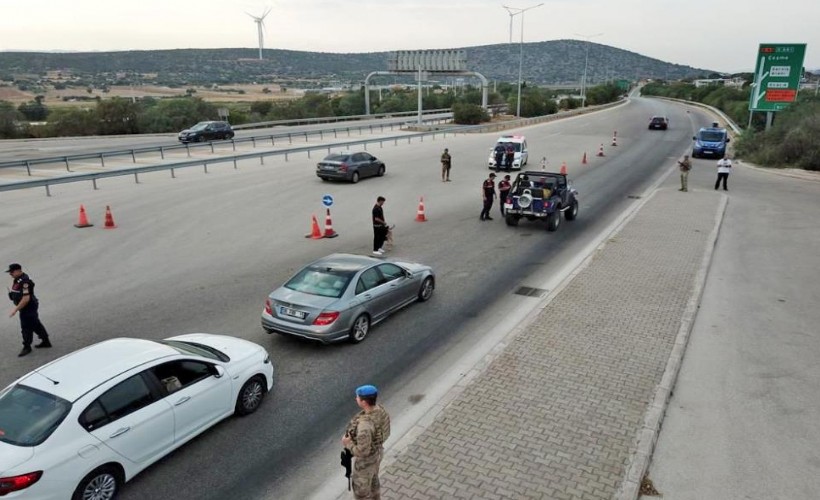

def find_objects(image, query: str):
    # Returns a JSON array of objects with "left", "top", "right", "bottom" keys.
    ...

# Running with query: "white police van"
[{"left": 488, "top": 135, "right": 529, "bottom": 170}]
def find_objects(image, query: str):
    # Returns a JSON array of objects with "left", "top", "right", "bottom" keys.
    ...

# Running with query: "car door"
[
  {"left": 350, "top": 153, "right": 367, "bottom": 178},
  {"left": 361, "top": 153, "right": 378, "bottom": 177},
  {"left": 354, "top": 267, "right": 393, "bottom": 321},
  {"left": 149, "top": 360, "right": 233, "bottom": 444},
  {"left": 82, "top": 373, "right": 175, "bottom": 464},
  {"left": 377, "top": 263, "right": 417, "bottom": 310},
  {"left": 521, "top": 140, "right": 528, "bottom": 165}
]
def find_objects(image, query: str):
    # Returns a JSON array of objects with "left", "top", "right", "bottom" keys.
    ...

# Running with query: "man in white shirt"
[{"left": 715, "top": 155, "right": 732, "bottom": 191}]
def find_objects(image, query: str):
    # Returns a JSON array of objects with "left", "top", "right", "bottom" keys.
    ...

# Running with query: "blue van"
[{"left": 692, "top": 122, "right": 730, "bottom": 158}]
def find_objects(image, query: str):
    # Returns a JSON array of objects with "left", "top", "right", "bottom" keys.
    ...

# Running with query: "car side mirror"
[
  {"left": 692, "top": 136, "right": 697, "bottom": 140},
  {"left": 726, "top": 138, "right": 731, "bottom": 143},
  {"left": 213, "top": 365, "right": 226, "bottom": 378}
]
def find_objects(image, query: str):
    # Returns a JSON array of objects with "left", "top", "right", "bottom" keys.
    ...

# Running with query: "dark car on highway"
[
  {"left": 178, "top": 121, "right": 235, "bottom": 143},
  {"left": 648, "top": 116, "right": 669, "bottom": 130},
  {"left": 316, "top": 151, "right": 386, "bottom": 183}
]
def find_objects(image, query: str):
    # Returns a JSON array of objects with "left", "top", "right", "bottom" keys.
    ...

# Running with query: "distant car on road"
[
  {"left": 648, "top": 116, "right": 669, "bottom": 130},
  {"left": 262, "top": 253, "right": 435, "bottom": 344},
  {"left": 316, "top": 151, "right": 386, "bottom": 183},
  {"left": 178, "top": 121, "right": 235, "bottom": 143},
  {"left": 0, "top": 334, "right": 273, "bottom": 500}
]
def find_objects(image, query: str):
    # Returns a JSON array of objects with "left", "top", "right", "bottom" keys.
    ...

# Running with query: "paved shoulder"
[{"left": 379, "top": 188, "right": 726, "bottom": 499}]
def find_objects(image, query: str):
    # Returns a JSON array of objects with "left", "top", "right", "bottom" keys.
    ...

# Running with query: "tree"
[
  {"left": 18, "top": 99, "right": 49, "bottom": 121},
  {"left": 0, "top": 100, "right": 21, "bottom": 138},
  {"left": 453, "top": 103, "right": 489, "bottom": 125},
  {"left": 97, "top": 97, "right": 141, "bottom": 135}
]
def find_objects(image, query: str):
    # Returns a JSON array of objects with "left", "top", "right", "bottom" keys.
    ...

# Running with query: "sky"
[{"left": 1, "top": 0, "right": 818, "bottom": 73}]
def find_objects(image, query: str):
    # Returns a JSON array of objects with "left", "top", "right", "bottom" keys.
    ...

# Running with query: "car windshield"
[
  {"left": 323, "top": 154, "right": 351, "bottom": 162},
  {"left": 190, "top": 122, "right": 210, "bottom": 131},
  {"left": 699, "top": 131, "right": 724, "bottom": 141},
  {"left": 498, "top": 142, "right": 522, "bottom": 152},
  {"left": 652, "top": 117, "right": 665, "bottom": 122},
  {"left": 0, "top": 385, "right": 71, "bottom": 447},
  {"left": 157, "top": 340, "right": 230, "bottom": 362},
  {"left": 285, "top": 266, "right": 355, "bottom": 298}
]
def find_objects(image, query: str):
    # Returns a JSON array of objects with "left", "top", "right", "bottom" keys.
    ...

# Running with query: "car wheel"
[
  {"left": 235, "top": 376, "right": 266, "bottom": 416},
  {"left": 565, "top": 200, "right": 578, "bottom": 221},
  {"left": 72, "top": 465, "right": 122, "bottom": 500},
  {"left": 197, "top": 135, "right": 206, "bottom": 143},
  {"left": 348, "top": 314, "right": 370, "bottom": 343},
  {"left": 547, "top": 211, "right": 561, "bottom": 232},
  {"left": 228, "top": 133, "right": 235, "bottom": 140},
  {"left": 505, "top": 214, "right": 519, "bottom": 226},
  {"left": 377, "top": 165, "right": 385, "bottom": 177},
  {"left": 351, "top": 171, "right": 360, "bottom": 183},
  {"left": 320, "top": 177, "right": 329, "bottom": 181},
  {"left": 417, "top": 277, "right": 434, "bottom": 302}
]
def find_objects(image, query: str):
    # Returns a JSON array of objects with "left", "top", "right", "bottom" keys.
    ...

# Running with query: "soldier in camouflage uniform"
[{"left": 341, "top": 384, "right": 391, "bottom": 500}]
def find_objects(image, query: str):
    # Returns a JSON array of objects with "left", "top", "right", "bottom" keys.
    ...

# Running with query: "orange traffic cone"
[
  {"left": 322, "top": 208, "right": 338, "bottom": 238},
  {"left": 581, "top": 152, "right": 588, "bottom": 165},
  {"left": 74, "top": 204, "right": 93, "bottom": 228},
  {"left": 596, "top": 144, "right": 605, "bottom": 157},
  {"left": 611, "top": 135, "right": 618, "bottom": 146},
  {"left": 415, "top": 197, "right": 427, "bottom": 222},
  {"left": 103, "top": 205, "right": 117, "bottom": 229},
  {"left": 560, "top": 162, "right": 568, "bottom": 175},
  {"left": 305, "top": 214, "right": 322, "bottom": 239}
]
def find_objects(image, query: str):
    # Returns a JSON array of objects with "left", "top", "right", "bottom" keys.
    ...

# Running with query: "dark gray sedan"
[
  {"left": 316, "top": 151, "right": 386, "bottom": 183},
  {"left": 261, "top": 254, "right": 435, "bottom": 344}
]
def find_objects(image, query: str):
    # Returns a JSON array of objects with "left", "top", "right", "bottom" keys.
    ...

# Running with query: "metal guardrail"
[
  {"left": 0, "top": 101, "right": 621, "bottom": 195},
  {"left": 231, "top": 108, "right": 453, "bottom": 130},
  {"left": 0, "top": 115, "right": 453, "bottom": 173}
]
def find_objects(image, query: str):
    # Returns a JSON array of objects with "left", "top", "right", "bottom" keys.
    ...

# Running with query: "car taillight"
[
  {"left": 0, "top": 471, "right": 43, "bottom": 495},
  {"left": 339, "top": 163, "right": 348, "bottom": 172},
  {"left": 264, "top": 298, "right": 272, "bottom": 315},
  {"left": 313, "top": 311, "right": 340, "bottom": 326}
]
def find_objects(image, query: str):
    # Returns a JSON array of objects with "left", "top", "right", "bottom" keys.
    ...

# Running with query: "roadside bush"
[{"left": 452, "top": 102, "right": 489, "bottom": 125}]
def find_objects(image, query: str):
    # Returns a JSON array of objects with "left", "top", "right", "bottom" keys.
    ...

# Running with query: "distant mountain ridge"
[{"left": 0, "top": 40, "right": 716, "bottom": 86}]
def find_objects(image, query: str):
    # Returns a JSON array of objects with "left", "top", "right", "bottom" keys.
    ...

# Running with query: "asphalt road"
[
  {"left": 0, "top": 97, "right": 704, "bottom": 499},
  {"left": 0, "top": 113, "right": 450, "bottom": 161}
]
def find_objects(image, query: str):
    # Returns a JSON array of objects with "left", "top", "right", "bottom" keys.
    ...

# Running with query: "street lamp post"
[
  {"left": 504, "top": 3, "right": 544, "bottom": 117},
  {"left": 575, "top": 32, "right": 603, "bottom": 107}
]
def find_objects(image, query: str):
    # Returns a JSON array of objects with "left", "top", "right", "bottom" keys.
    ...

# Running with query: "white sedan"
[{"left": 0, "top": 333, "right": 274, "bottom": 500}]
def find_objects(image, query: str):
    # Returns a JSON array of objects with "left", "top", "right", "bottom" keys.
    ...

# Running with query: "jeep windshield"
[{"left": 699, "top": 131, "right": 725, "bottom": 142}]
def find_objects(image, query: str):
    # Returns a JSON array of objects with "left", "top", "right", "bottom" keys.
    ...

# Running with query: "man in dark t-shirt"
[
  {"left": 371, "top": 197, "right": 387, "bottom": 255},
  {"left": 480, "top": 173, "right": 496, "bottom": 221}
]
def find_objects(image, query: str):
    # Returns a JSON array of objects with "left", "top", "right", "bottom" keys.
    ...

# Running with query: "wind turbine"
[{"left": 247, "top": 7, "right": 271, "bottom": 60}]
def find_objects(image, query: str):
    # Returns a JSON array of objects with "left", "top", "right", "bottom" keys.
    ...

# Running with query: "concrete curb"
[{"left": 614, "top": 193, "right": 729, "bottom": 500}]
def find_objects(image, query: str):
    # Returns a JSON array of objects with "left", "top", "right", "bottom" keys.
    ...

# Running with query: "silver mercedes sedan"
[{"left": 261, "top": 253, "right": 435, "bottom": 344}]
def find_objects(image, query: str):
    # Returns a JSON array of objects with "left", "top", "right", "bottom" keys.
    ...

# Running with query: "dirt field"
[{"left": 0, "top": 83, "right": 305, "bottom": 107}]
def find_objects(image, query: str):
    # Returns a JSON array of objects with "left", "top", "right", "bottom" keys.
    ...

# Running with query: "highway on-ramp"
[{"left": 0, "top": 97, "right": 706, "bottom": 499}]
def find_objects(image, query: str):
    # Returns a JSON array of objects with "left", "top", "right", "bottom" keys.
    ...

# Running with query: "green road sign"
[{"left": 749, "top": 43, "right": 807, "bottom": 112}]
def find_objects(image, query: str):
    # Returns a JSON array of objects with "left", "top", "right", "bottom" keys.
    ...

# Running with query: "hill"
[{"left": 0, "top": 40, "right": 715, "bottom": 88}]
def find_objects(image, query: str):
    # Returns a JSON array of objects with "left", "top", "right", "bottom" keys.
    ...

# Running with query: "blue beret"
[{"left": 355, "top": 385, "right": 378, "bottom": 397}]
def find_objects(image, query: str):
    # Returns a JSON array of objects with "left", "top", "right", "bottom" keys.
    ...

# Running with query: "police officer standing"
[
  {"left": 440, "top": 148, "right": 452, "bottom": 182},
  {"left": 7, "top": 263, "right": 51, "bottom": 357},
  {"left": 498, "top": 174, "right": 511, "bottom": 217},
  {"left": 341, "top": 384, "right": 391, "bottom": 500},
  {"left": 480, "top": 173, "right": 497, "bottom": 221}
]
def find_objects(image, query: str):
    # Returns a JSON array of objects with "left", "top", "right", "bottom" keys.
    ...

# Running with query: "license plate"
[
  {"left": 322, "top": 165, "right": 335, "bottom": 170},
  {"left": 280, "top": 306, "right": 306, "bottom": 319}
]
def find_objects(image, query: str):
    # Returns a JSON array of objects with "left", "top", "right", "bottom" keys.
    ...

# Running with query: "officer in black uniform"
[
  {"left": 7, "top": 263, "right": 51, "bottom": 357},
  {"left": 480, "top": 173, "right": 497, "bottom": 221}
]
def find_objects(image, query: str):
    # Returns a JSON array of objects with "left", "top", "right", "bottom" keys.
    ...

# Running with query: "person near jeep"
[
  {"left": 480, "top": 173, "right": 497, "bottom": 221},
  {"left": 498, "top": 174, "right": 512, "bottom": 216},
  {"left": 7, "top": 263, "right": 51, "bottom": 357}
]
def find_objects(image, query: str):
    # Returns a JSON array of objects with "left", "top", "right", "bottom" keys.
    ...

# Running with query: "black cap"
[
  {"left": 6, "top": 263, "right": 21, "bottom": 273},
  {"left": 489, "top": 173, "right": 497, "bottom": 177}
]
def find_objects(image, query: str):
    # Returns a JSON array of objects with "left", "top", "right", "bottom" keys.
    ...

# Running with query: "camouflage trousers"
[
  {"left": 680, "top": 171, "right": 689, "bottom": 191},
  {"left": 352, "top": 452, "right": 382, "bottom": 500}
]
